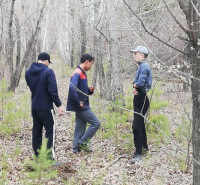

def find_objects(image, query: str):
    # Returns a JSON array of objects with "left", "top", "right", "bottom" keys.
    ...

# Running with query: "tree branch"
[
  {"left": 189, "top": 0, "right": 200, "bottom": 17},
  {"left": 177, "top": 0, "right": 198, "bottom": 42},
  {"left": 95, "top": 7, "right": 109, "bottom": 42},
  {"left": 162, "top": 0, "right": 190, "bottom": 35},
  {"left": 91, "top": 155, "right": 124, "bottom": 179},
  {"left": 122, "top": 0, "right": 188, "bottom": 55}
]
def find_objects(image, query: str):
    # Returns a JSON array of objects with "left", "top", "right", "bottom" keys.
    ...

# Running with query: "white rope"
[{"left": 69, "top": 81, "right": 200, "bottom": 166}]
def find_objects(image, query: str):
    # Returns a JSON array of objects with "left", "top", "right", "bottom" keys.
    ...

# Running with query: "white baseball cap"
[{"left": 131, "top": 46, "right": 148, "bottom": 54}]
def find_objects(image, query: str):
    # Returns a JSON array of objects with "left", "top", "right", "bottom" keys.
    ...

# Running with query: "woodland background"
[{"left": 0, "top": 0, "right": 200, "bottom": 184}]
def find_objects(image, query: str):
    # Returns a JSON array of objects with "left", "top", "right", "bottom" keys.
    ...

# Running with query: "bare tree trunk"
[
  {"left": 15, "top": 15, "right": 21, "bottom": 74},
  {"left": 12, "top": 36, "right": 35, "bottom": 90},
  {"left": 106, "top": 42, "right": 113, "bottom": 101},
  {"left": 191, "top": 46, "right": 200, "bottom": 185},
  {"left": 92, "top": 24, "right": 99, "bottom": 87},
  {"left": 177, "top": 0, "right": 200, "bottom": 184},
  {"left": 25, "top": 39, "right": 37, "bottom": 71},
  {"left": 80, "top": 0, "right": 86, "bottom": 56},
  {"left": 80, "top": 18, "right": 86, "bottom": 55},
  {"left": 182, "top": 43, "right": 191, "bottom": 91},
  {"left": 0, "top": 1, "right": 4, "bottom": 60},
  {"left": 98, "top": 39, "right": 107, "bottom": 99},
  {"left": 70, "top": 6, "right": 75, "bottom": 68},
  {"left": 9, "top": 1, "right": 46, "bottom": 91},
  {"left": 92, "top": 0, "right": 101, "bottom": 90},
  {"left": 6, "top": 0, "right": 16, "bottom": 88},
  {"left": 105, "top": 0, "right": 124, "bottom": 103},
  {"left": 70, "top": 45, "right": 75, "bottom": 68},
  {"left": 92, "top": 56, "right": 98, "bottom": 87},
  {"left": 42, "top": 0, "right": 49, "bottom": 51},
  {"left": 25, "top": 39, "right": 34, "bottom": 71},
  {"left": 31, "top": 46, "right": 36, "bottom": 64}
]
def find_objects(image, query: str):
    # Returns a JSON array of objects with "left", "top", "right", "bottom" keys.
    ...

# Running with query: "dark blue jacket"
[
  {"left": 25, "top": 62, "right": 61, "bottom": 110},
  {"left": 66, "top": 66, "right": 93, "bottom": 112}
]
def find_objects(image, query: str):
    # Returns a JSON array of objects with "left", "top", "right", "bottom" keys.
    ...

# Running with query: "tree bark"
[
  {"left": 191, "top": 46, "right": 200, "bottom": 185},
  {"left": 0, "top": 1, "right": 4, "bottom": 60},
  {"left": 80, "top": 0, "right": 86, "bottom": 56},
  {"left": 92, "top": 53, "right": 98, "bottom": 87},
  {"left": 70, "top": 5, "right": 75, "bottom": 68},
  {"left": 9, "top": 0, "right": 46, "bottom": 91},
  {"left": 105, "top": 0, "right": 124, "bottom": 103},
  {"left": 106, "top": 42, "right": 113, "bottom": 101},
  {"left": 177, "top": 0, "right": 200, "bottom": 184},
  {"left": 98, "top": 41, "right": 107, "bottom": 99},
  {"left": 80, "top": 18, "right": 86, "bottom": 55},
  {"left": 15, "top": 15, "right": 21, "bottom": 78},
  {"left": 182, "top": 43, "right": 191, "bottom": 92},
  {"left": 42, "top": 0, "right": 49, "bottom": 51},
  {"left": 6, "top": 0, "right": 16, "bottom": 88}
]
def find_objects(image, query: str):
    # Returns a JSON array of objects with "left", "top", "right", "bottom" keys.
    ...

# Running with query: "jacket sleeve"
[
  {"left": 69, "top": 73, "right": 80, "bottom": 107},
  {"left": 46, "top": 70, "right": 62, "bottom": 107},
  {"left": 135, "top": 67, "right": 148, "bottom": 88}
]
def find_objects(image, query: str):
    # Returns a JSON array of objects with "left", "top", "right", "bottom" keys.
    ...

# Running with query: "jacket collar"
[
  {"left": 138, "top": 59, "right": 146, "bottom": 65},
  {"left": 77, "top": 65, "right": 87, "bottom": 75}
]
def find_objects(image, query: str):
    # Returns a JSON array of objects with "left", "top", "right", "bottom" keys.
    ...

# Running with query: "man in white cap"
[{"left": 130, "top": 46, "right": 152, "bottom": 162}]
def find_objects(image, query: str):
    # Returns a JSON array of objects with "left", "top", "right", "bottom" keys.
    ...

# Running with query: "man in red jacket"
[
  {"left": 67, "top": 53, "right": 100, "bottom": 153},
  {"left": 25, "top": 52, "right": 63, "bottom": 162}
]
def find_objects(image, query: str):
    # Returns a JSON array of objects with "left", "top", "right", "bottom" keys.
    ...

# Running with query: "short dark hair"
[
  {"left": 144, "top": 54, "right": 148, "bottom": 59},
  {"left": 80, "top": 53, "right": 94, "bottom": 63}
]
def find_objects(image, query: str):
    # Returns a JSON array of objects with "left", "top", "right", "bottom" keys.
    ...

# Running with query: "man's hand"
[
  {"left": 80, "top": 101, "right": 84, "bottom": 108},
  {"left": 133, "top": 83, "right": 137, "bottom": 88},
  {"left": 133, "top": 88, "right": 138, "bottom": 95},
  {"left": 58, "top": 106, "right": 63, "bottom": 117},
  {"left": 90, "top": 86, "right": 95, "bottom": 92}
]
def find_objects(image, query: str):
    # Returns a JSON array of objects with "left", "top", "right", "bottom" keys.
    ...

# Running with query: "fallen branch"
[{"left": 90, "top": 155, "right": 124, "bottom": 181}]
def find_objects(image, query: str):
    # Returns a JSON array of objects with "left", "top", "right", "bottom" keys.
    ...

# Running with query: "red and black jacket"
[{"left": 66, "top": 65, "right": 93, "bottom": 112}]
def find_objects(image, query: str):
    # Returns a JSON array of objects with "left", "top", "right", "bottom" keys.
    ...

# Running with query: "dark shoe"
[
  {"left": 131, "top": 153, "right": 142, "bottom": 163},
  {"left": 73, "top": 149, "right": 81, "bottom": 154},
  {"left": 78, "top": 143, "right": 93, "bottom": 153},
  {"left": 52, "top": 161, "right": 60, "bottom": 167}
]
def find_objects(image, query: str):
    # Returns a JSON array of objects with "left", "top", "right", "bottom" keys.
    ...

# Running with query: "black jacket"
[{"left": 25, "top": 62, "right": 61, "bottom": 110}]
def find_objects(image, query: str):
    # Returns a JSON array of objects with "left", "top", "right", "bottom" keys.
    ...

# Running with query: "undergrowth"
[
  {"left": 0, "top": 79, "right": 30, "bottom": 136},
  {"left": 22, "top": 139, "right": 57, "bottom": 182}
]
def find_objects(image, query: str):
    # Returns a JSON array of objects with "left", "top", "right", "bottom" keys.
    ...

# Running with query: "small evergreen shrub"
[
  {"left": 148, "top": 114, "right": 170, "bottom": 146},
  {"left": 174, "top": 116, "right": 191, "bottom": 147},
  {"left": 23, "top": 139, "right": 57, "bottom": 181}
]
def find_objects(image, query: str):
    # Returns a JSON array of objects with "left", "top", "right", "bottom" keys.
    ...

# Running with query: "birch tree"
[
  {"left": 8, "top": 0, "right": 47, "bottom": 91},
  {"left": 5, "top": 0, "right": 15, "bottom": 88},
  {"left": 91, "top": 1, "right": 107, "bottom": 98},
  {"left": 105, "top": 0, "right": 124, "bottom": 102}
]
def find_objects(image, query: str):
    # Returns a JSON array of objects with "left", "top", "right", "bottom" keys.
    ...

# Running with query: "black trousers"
[
  {"left": 132, "top": 89, "right": 149, "bottom": 154},
  {"left": 32, "top": 110, "right": 55, "bottom": 158}
]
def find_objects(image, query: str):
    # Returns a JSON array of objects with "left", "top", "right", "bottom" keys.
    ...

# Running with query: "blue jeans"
[{"left": 73, "top": 109, "right": 100, "bottom": 153}]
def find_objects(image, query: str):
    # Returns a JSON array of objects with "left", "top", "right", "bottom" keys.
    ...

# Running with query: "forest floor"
[{"left": 0, "top": 58, "right": 193, "bottom": 185}]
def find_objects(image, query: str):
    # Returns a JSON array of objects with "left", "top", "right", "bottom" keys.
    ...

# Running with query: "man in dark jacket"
[
  {"left": 131, "top": 46, "right": 152, "bottom": 163},
  {"left": 67, "top": 53, "right": 100, "bottom": 153},
  {"left": 25, "top": 52, "right": 63, "bottom": 160}
]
